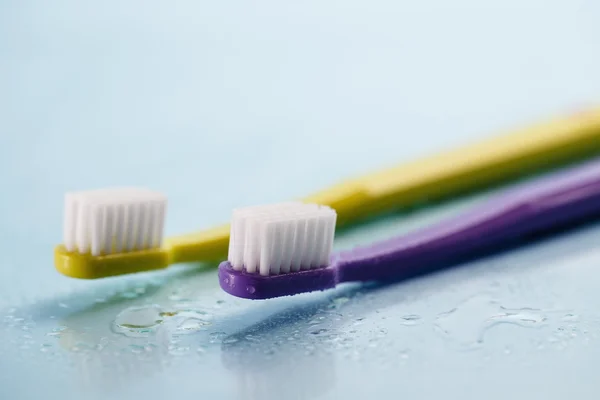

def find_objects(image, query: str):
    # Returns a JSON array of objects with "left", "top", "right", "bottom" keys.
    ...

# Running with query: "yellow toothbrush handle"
[
  {"left": 310, "top": 107, "right": 600, "bottom": 221},
  {"left": 169, "top": 107, "right": 600, "bottom": 263}
]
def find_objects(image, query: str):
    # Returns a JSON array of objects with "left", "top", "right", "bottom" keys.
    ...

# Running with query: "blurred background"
[{"left": 1, "top": 1, "right": 600, "bottom": 399}]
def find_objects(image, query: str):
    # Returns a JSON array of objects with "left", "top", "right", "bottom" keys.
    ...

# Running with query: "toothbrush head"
[
  {"left": 54, "top": 187, "right": 169, "bottom": 279},
  {"left": 218, "top": 202, "right": 338, "bottom": 299}
]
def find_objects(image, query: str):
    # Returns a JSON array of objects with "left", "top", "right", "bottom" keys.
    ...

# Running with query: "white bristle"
[
  {"left": 63, "top": 188, "right": 167, "bottom": 256},
  {"left": 227, "top": 202, "right": 337, "bottom": 276}
]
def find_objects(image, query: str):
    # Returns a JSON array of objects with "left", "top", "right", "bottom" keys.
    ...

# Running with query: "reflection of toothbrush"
[
  {"left": 219, "top": 157, "right": 600, "bottom": 299},
  {"left": 56, "top": 108, "right": 600, "bottom": 279}
]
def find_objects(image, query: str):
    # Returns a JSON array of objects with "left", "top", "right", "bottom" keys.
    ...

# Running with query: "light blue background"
[{"left": 1, "top": 1, "right": 600, "bottom": 399}]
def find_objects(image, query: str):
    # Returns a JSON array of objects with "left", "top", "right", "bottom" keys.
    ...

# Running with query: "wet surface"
[
  {"left": 2, "top": 0, "right": 600, "bottom": 399},
  {"left": 3, "top": 203, "right": 600, "bottom": 399}
]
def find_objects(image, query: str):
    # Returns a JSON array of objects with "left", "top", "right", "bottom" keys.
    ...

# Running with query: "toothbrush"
[
  {"left": 218, "top": 156, "right": 600, "bottom": 299},
  {"left": 56, "top": 107, "right": 600, "bottom": 279}
]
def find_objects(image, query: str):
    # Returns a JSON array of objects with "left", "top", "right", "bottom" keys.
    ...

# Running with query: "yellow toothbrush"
[{"left": 55, "top": 107, "right": 600, "bottom": 279}]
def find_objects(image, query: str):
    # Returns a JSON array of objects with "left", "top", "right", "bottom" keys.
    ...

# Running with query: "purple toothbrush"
[{"left": 219, "top": 157, "right": 600, "bottom": 299}]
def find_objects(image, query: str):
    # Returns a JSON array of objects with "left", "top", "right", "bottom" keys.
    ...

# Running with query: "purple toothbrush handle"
[
  {"left": 219, "top": 157, "right": 600, "bottom": 299},
  {"left": 337, "top": 157, "right": 600, "bottom": 283}
]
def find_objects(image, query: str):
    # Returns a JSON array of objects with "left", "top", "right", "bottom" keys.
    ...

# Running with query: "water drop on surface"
[
  {"left": 209, "top": 331, "right": 227, "bottom": 343},
  {"left": 112, "top": 305, "right": 165, "bottom": 338},
  {"left": 562, "top": 313, "right": 579, "bottom": 322},
  {"left": 128, "top": 344, "right": 145, "bottom": 354},
  {"left": 177, "top": 318, "right": 211, "bottom": 333},
  {"left": 310, "top": 329, "right": 328, "bottom": 335},
  {"left": 46, "top": 326, "right": 67, "bottom": 337},
  {"left": 120, "top": 291, "right": 138, "bottom": 299},
  {"left": 329, "top": 296, "right": 349, "bottom": 309},
  {"left": 222, "top": 337, "right": 239, "bottom": 344},
  {"left": 485, "top": 307, "right": 548, "bottom": 329},
  {"left": 400, "top": 314, "right": 422, "bottom": 326},
  {"left": 168, "top": 345, "right": 190, "bottom": 356},
  {"left": 40, "top": 343, "right": 52, "bottom": 353},
  {"left": 246, "top": 285, "right": 256, "bottom": 294},
  {"left": 168, "top": 293, "right": 187, "bottom": 302}
]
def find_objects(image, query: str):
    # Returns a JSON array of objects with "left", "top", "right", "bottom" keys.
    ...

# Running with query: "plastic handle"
[
  {"left": 328, "top": 108, "right": 600, "bottom": 224},
  {"left": 336, "top": 157, "right": 600, "bottom": 284}
]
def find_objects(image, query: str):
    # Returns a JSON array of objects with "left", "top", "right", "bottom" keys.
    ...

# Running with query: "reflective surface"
[{"left": 2, "top": 1, "right": 600, "bottom": 399}]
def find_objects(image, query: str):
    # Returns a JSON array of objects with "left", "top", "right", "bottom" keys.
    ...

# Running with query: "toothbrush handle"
[{"left": 336, "top": 158, "right": 600, "bottom": 284}]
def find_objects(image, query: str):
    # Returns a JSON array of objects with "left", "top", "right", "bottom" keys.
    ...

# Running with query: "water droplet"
[
  {"left": 58, "top": 303, "right": 69, "bottom": 309},
  {"left": 246, "top": 286, "right": 256, "bottom": 294},
  {"left": 562, "top": 313, "right": 579, "bottom": 322},
  {"left": 120, "top": 291, "right": 138, "bottom": 299},
  {"left": 245, "top": 334, "right": 258, "bottom": 342},
  {"left": 112, "top": 305, "right": 165, "bottom": 338},
  {"left": 216, "top": 300, "right": 225, "bottom": 305},
  {"left": 209, "top": 331, "right": 227, "bottom": 343},
  {"left": 159, "top": 311, "right": 178, "bottom": 317},
  {"left": 223, "top": 337, "right": 239, "bottom": 344},
  {"left": 400, "top": 350, "right": 409, "bottom": 359},
  {"left": 46, "top": 326, "right": 67, "bottom": 337},
  {"left": 308, "top": 319, "right": 321, "bottom": 325},
  {"left": 310, "top": 329, "right": 328, "bottom": 335},
  {"left": 128, "top": 344, "right": 145, "bottom": 354},
  {"left": 176, "top": 318, "right": 211, "bottom": 333},
  {"left": 504, "top": 346, "right": 512, "bottom": 355},
  {"left": 168, "top": 293, "right": 187, "bottom": 302},
  {"left": 197, "top": 346, "right": 207, "bottom": 354},
  {"left": 168, "top": 345, "right": 190, "bottom": 356},
  {"left": 40, "top": 343, "right": 52, "bottom": 353},
  {"left": 400, "top": 314, "right": 422, "bottom": 326},
  {"left": 486, "top": 307, "right": 548, "bottom": 329},
  {"left": 329, "top": 296, "right": 349, "bottom": 309}
]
